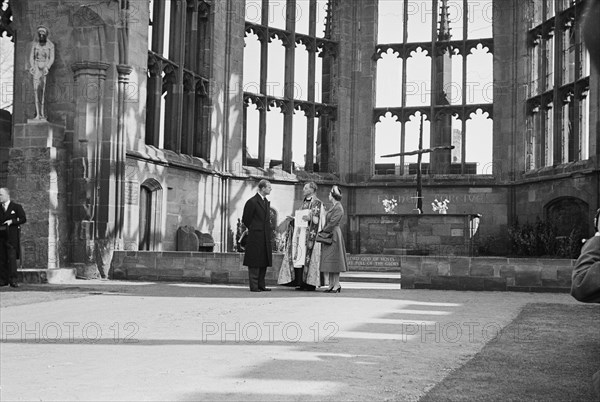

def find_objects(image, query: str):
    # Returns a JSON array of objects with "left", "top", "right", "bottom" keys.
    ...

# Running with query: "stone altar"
[{"left": 352, "top": 213, "right": 481, "bottom": 256}]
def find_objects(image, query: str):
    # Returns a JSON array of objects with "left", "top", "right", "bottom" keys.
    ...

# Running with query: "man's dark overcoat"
[{"left": 242, "top": 193, "right": 272, "bottom": 267}]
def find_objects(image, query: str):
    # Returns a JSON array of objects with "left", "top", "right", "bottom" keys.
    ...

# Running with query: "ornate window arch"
[
  {"left": 374, "top": 0, "right": 494, "bottom": 176},
  {"left": 242, "top": 0, "right": 338, "bottom": 173}
]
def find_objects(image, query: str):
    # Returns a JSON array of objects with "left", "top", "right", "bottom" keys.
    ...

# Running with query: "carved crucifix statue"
[{"left": 381, "top": 113, "right": 454, "bottom": 214}]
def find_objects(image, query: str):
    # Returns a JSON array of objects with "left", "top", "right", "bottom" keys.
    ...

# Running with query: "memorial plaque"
[
  {"left": 451, "top": 228, "right": 464, "bottom": 237},
  {"left": 125, "top": 181, "right": 139, "bottom": 205},
  {"left": 347, "top": 255, "right": 402, "bottom": 270}
]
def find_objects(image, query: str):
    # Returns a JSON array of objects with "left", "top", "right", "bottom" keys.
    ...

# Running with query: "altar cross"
[{"left": 380, "top": 113, "right": 454, "bottom": 214}]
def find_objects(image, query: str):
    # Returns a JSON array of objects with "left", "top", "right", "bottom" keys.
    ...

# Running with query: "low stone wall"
[
  {"left": 110, "top": 251, "right": 283, "bottom": 285},
  {"left": 398, "top": 255, "right": 574, "bottom": 292},
  {"left": 111, "top": 252, "right": 575, "bottom": 292}
]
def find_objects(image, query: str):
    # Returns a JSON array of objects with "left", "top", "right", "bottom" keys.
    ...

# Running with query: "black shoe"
[
  {"left": 0, "top": 282, "right": 8, "bottom": 287},
  {"left": 324, "top": 287, "right": 333, "bottom": 293},
  {"left": 9, "top": 283, "right": 18, "bottom": 288},
  {"left": 259, "top": 287, "right": 271, "bottom": 291},
  {"left": 332, "top": 286, "right": 341, "bottom": 293},
  {"left": 250, "top": 289, "right": 261, "bottom": 292}
]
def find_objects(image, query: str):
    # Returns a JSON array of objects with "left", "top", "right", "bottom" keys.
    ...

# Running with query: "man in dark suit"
[
  {"left": 242, "top": 179, "right": 273, "bottom": 292},
  {"left": 570, "top": 3, "right": 600, "bottom": 397},
  {"left": 571, "top": 208, "right": 600, "bottom": 397},
  {"left": 0, "top": 188, "right": 27, "bottom": 288}
]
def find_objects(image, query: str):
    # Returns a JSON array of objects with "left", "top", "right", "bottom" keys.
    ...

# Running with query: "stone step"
[
  {"left": 341, "top": 271, "right": 401, "bottom": 284},
  {"left": 18, "top": 268, "right": 77, "bottom": 284}
]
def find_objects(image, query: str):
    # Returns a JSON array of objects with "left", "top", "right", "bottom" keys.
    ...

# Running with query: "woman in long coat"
[{"left": 319, "top": 185, "right": 348, "bottom": 293}]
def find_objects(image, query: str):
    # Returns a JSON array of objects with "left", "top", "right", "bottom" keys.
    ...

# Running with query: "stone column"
[
  {"left": 430, "top": 48, "right": 453, "bottom": 175},
  {"left": 9, "top": 121, "right": 68, "bottom": 269},
  {"left": 430, "top": 0, "right": 454, "bottom": 175},
  {"left": 70, "top": 61, "right": 110, "bottom": 278},
  {"left": 114, "top": 65, "right": 133, "bottom": 248}
]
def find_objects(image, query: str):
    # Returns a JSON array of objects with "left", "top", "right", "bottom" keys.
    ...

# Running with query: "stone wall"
[
  {"left": 400, "top": 256, "right": 574, "bottom": 293},
  {"left": 10, "top": 122, "right": 69, "bottom": 268},
  {"left": 110, "top": 251, "right": 283, "bottom": 285},
  {"left": 514, "top": 167, "right": 599, "bottom": 238},
  {"left": 112, "top": 251, "right": 573, "bottom": 293}
]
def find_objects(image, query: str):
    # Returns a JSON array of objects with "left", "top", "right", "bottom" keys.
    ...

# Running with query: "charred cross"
[{"left": 380, "top": 114, "right": 455, "bottom": 214}]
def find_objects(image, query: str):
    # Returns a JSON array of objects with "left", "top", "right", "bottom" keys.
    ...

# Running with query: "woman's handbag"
[{"left": 315, "top": 231, "right": 333, "bottom": 245}]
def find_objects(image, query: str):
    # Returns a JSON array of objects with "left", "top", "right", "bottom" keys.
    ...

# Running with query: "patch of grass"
[{"left": 421, "top": 303, "right": 600, "bottom": 401}]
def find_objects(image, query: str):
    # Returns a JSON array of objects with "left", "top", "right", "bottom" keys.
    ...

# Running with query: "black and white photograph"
[{"left": 0, "top": 0, "right": 599, "bottom": 400}]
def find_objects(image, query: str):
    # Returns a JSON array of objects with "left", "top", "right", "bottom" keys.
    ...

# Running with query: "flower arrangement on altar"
[
  {"left": 432, "top": 198, "right": 450, "bottom": 214},
  {"left": 382, "top": 197, "right": 398, "bottom": 214}
]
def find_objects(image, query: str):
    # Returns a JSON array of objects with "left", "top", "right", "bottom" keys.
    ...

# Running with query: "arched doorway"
[
  {"left": 545, "top": 196, "right": 590, "bottom": 237},
  {"left": 138, "top": 178, "right": 162, "bottom": 251}
]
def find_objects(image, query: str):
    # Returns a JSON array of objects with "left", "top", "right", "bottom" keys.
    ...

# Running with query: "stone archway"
[{"left": 545, "top": 197, "right": 590, "bottom": 237}]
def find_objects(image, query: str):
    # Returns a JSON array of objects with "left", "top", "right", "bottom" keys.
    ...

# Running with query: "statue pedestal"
[
  {"left": 13, "top": 119, "right": 65, "bottom": 148},
  {"left": 10, "top": 121, "right": 69, "bottom": 269}
]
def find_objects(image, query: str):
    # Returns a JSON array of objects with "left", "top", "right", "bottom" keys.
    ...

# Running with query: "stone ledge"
[{"left": 17, "top": 268, "right": 77, "bottom": 284}]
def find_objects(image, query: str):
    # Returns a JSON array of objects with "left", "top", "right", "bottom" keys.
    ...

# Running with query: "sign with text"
[{"left": 347, "top": 255, "right": 402, "bottom": 270}]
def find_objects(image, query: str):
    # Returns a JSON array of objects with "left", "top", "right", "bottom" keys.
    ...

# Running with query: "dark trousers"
[
  {"left": 248, "top": 266, "right": 267, "bottom": 291},
  {"left": 294, "top": 267, "right": 316, "bottom": 290},
  {"left": 294, "top": 268, "right": 303, "bottom": 287},
  {"left": 0, "top": 240, "right": 18, "bottom": 284}
]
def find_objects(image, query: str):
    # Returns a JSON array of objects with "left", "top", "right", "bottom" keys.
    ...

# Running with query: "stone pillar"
[
  {"left": 9, "top": 121, "right": 68, "bottom": 269},
  {"left": 430, "top": 0, "right": 453, "bottom": 175},
  {"left": 430, "top": 49, "right": 453, "bottom": 175},
  {"left": 70, "top": 61, "right": 110, "bottom": 278},
  {"left": 114, "top": 64, "right": 133, "bottom": 248}
]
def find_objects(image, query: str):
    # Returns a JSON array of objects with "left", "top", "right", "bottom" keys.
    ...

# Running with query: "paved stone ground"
[{"left": 0, "top": 280, "right": 584, "bottom": 401}]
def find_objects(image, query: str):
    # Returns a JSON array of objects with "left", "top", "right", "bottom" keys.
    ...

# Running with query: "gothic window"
[
  {"left": 544, "top": 103, "right": 554, "bottom": 166},
  {"left": 526, "top": 0, "right": 590, "bottom": 170},
  {"left": 530, "top": 40, "right": 540, "bottom": 97},
  {"left": 544, "top": 36, "right": 554, "bottom": 91},
  {"left": 146, "top": 0, "right": 211, "bottom": 159},
  {"left": 374, "top": 0, "right": 494, "bottom": 176},
  {"left": 243, "top": 0, "right": 337, "bottom": 172}
]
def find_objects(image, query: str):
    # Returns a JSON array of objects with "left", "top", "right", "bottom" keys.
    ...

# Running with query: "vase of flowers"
[
  {"left": 432, "top": 198, "right": 449, "bottom": 214},
  {"left": 382, "top": 197, "right": 398, "bottom": 214}
]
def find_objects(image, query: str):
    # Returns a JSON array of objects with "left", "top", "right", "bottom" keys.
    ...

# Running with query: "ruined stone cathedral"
[{"left": 0, "top": 0, "right": 598, "bottom": 278}]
